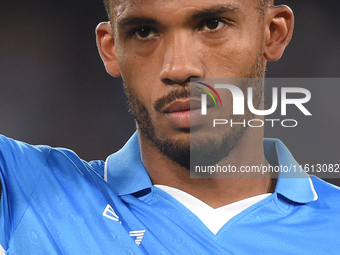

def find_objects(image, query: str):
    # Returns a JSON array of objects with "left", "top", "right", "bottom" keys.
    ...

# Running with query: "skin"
[{"left": 96, "top": 0, "right": 294, "bottom": 208}]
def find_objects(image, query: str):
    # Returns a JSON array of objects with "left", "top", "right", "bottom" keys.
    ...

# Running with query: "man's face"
[{"left": 112, "top": 0, "right": 267, "bottom": 168}]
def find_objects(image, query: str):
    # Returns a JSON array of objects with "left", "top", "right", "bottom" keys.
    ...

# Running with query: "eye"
[
  {"left": 200, "top": 19, "right": 227, "bottom": 32},
  {"left": 134, "top": 27, "right": 158, "bottom": 39}
]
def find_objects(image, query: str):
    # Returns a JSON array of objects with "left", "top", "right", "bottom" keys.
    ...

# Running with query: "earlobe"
[
  {"left": 264, "top": 6, "right": 294, "bottom": 61},
  {"left": 96, "top": 22, "right": 121, "bottom": 77}
]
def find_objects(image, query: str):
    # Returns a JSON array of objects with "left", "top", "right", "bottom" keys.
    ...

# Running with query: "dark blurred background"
[{"left": 0, "top": 1, "right": 339, "bottom": 185}]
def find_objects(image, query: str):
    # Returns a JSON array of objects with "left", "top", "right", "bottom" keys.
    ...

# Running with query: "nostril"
[
  {"left": 162, "top": 78, "right": 177, "bottom": 85},
  {"left": 161, "top": 77, "right": 197, "bottom": 86}
]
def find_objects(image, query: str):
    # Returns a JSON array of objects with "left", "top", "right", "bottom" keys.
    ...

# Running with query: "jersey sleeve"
[{"left": 0, "top": 135, "right": 51, "bottom": 250}]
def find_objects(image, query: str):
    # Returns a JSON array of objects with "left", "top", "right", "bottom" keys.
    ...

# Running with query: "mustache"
[{"left": 154, "top": 87, "right": 211, "bottom": 112}]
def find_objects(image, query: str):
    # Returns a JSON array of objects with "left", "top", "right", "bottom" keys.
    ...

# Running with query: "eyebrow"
[
  {"left": 117, "top": 4, "right": 241, "bottom": 28},
  {"left": 192, "top": 4, "right": 241, "bottom": 19},
  {"left": 117, "top": 17, "right": 158, "bottom": 28}
]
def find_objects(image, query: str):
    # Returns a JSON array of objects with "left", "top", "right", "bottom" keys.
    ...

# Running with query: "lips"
[
  {"left": 163, "top": 99, "right": 201, "bottom": 114},
  {"left": 161, "top": 98, "right": 205, "bottom": 129}
]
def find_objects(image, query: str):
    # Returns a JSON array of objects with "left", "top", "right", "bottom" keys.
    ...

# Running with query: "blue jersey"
[{"left": 0, "top": 133, "right": 340, "bottom": 254}]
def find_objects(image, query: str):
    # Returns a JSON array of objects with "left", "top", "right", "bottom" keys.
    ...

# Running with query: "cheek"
[
  {"left": 116, "top": 37, "right": 162, "bottom": 77},
  {"left": 116, "top": 46, "right": 167, "bottom": 110},
  {"left": 117, "top": 50, "right": 159, "bottom": 88},
  {"left": 204, "top": 44, "right": 261, "bottom": 77},
  {"left": 197, "top": 27, "right": 264, "bottom": 77},
  {"left": 117, "top": 61, "right": 160, "bottom": 117}
]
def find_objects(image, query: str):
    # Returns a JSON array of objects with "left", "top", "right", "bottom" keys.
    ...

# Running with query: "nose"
[{"left": 159, "top": 31, "right": 204, "bottom": 85}]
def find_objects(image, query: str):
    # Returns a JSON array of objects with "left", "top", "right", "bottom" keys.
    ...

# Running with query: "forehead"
[{"left": 113, "top": 0, "right": 257, "bottom": 20}]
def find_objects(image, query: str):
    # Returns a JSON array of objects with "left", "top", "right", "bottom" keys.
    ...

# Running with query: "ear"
[
  {"left": 264, "top": 5, "right": 294, "bottom": 61},
  {"left": 96, "top": 22, "right": 121, "bottom": 77}
]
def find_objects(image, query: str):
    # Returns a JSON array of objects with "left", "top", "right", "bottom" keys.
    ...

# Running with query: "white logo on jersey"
[
  {"left": 129, "top": 230, "right": 146, "bottom": 246},
  {"left": 102, "top": 204, "right": 119, "bottom": 221}
]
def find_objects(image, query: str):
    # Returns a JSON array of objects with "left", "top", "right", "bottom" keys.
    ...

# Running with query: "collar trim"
[
  {"left": 105, "top": 132, "right": 318, "bottom": 203},
  {"left": 265, "top": 138, "right": 318, "bottom": 203},
  {"left": 104, "top": 156, "right": 109, "bottom": 182},
  {"left": 106, "top": 133, "right": 152, "bottom": 196}
]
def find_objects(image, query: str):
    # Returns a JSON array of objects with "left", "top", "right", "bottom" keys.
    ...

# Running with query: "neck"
[{"left": 138, "top": 127, "right": 275, "bottom": 209}]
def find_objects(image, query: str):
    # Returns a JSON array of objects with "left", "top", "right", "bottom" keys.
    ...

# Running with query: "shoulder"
[
  {"left": 0, "top": 134, "right": 51, "bottom": 158},
  {"left": 0, "top": 136, "right": 110, "bottom": 252},
  {"left": 0, "top": 134, "right": 105, "bottom": 182},
  {"left": 0, "top": 135, "right": 52, "bottom": 177}
]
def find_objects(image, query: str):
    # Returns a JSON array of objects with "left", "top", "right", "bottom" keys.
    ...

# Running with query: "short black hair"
[
  {"left": 258, "top": 0, "right": 274, "bottom": 15},
  {"left": 103, "top": 0, "right": 114, "bottom": 20},
  {"left": 103, "top": 0, "right": 274, "bottom": 22}
]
